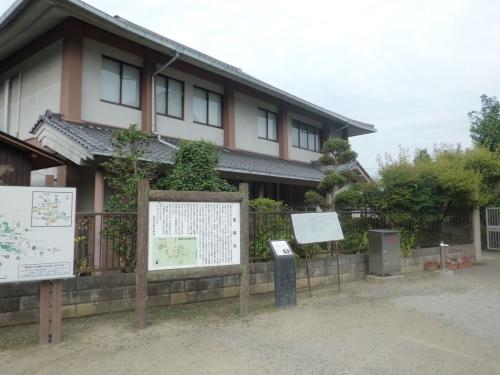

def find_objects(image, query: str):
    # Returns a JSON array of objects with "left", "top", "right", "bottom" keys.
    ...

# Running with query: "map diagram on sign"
[
  {"left": 31, "top": 191, "right": 73, "bottom": 227},
  {"left": 0, "top": 215, "right": 63, "bottom": 259},
  {"left": 152, "top": 236, "right": 198, "bottom": 268},
  {"left": 0, "top": 186, "right": 76, "bottom": 283}
]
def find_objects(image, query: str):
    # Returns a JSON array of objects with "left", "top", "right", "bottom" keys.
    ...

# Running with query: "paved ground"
[{"left": 1, "top": 251, "right": 500, "bottom": 375}]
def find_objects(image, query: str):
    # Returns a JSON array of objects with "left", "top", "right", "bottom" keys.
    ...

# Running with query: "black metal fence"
[
  {"left": 74, "top": 210, "right": 472, "bottom": 272},
  {"left": 75, "top": 212, "right": 137, "bottom": 273},
  {"left": 249, "top": 210, "right": 472, "bottom": 261}
]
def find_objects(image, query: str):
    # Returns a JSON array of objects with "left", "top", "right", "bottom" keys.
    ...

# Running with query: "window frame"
[
  {"left": 155, "top": 74, "right": 185, "bottom": 120},
  {"left": 100, "top": 55, "right": 142, "bottom": 110},
  {"left": 192, "top": 85, "right": 223, "bottom": 128},
  {"left": 291, "top": 119, "right": 321, "bottom": 152},
  {"left": 257, "top": 107, "right": 278, "bottom": 142}
]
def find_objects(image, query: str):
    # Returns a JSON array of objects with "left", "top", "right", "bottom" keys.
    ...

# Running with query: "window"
[
  {"left": 257, "top": 108, "right": 278, "bottom": 141},
  {"left": 100, "top": 56, "right": 141, "bottom": 108},
  {"left": 193, "top": 86, "right": 222, "bottom": 127},
  {"left": 156, "top": 75, "right": 184, "bottom": 119},
  {"left": 292, "top": 120, "right": 321, "bottom": 152}
]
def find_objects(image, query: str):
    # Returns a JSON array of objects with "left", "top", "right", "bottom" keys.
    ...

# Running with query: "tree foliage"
[
  {"left": 249, "top": 197, "right": 287, "bottom": 213},
  {"left": 306, "top": 138, "right": 358, "bottom": 209},
  {"left": 165, "top": 140, "right": 235, "bottom": 192},
  {"left": 335, "top": 146, "right": 500, "bottom": 213},
  {"left": 101, "top": 124, "right": 164, "bottom": 271},
  {"left": 103, "top": 124, "right": 163, "bottom": 212},
  {"left": 469, "top": 95, "right": 500, "bottom": 152},
  {"left": 319, "top": 138, "right": 358, "bottom": 165},
  {"left": 249, "top": 198, "right": 294, "bottom": 259}
]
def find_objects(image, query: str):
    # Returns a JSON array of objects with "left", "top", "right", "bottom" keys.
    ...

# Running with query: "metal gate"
[{"left": 486, "top": 207, "right": 500, "bottom": 250}]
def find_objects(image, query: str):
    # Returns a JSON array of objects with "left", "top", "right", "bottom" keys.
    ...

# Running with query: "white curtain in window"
[
  {"left": 121, "top": 64, "right": 140, "bottom": 108},
  {"left": 193, "top": 87, "right": 207, "bottom": 123},
  {"left": 155, "top": 76, "right": 167, "bottom": 115},
  {"left": 308, "top": 131, "right": 316, "bottom": 152},
  {"left": 208, "top": 92, "right": 222, "bottom": 127},
  {"left": 292, "top": 124, "right": 300, "bottom": 147},
  {"left": 300, "top": 127, "right": 308, "bottom": 148},
  {"left": 267, "top": 112, "right": 277, "bottom": 141},
  {"left": 168, "top": 79, "right": 183, "bottom": 118},
  {"left": 314, "top": 132, "right": 321, "bottom": 151},
  {"left": 101, "top": 58, "right": 120, "bottom": 103}
]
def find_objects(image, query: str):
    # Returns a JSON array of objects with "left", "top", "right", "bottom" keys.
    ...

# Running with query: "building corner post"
[
  {"left": 239, "top": 183, "right": 250, "bottom": 317},
  {"left": 278, "top": 105, "right": 288, "bottom": 160},
  {"left": 60, "top": 18, "right": 83, "bottom": 123},
  {"left": 141, "top": 50, "right": 155, "bottom": 133},
  {"left": 136, "top": 179, "right": 150, "bottom": 328},
  {"left": 93, "top": 168, "right": 105, "bottom": 270},
  {"left": 223, "top": 82, "right": 236, "bottom": 150},
  {"left": 472, "top": 206, "right": 482, "bottom": 264}
]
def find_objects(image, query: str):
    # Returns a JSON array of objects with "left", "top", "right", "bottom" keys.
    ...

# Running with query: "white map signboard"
[
  {"left": 0, "top": 186, "right": 76, "bottom": 283},
  {"left": 291, "top": 212, "right": 344, "bottom": 244},
  {"left": 148, "top": 201, "right": 240, "bottom": 271}
]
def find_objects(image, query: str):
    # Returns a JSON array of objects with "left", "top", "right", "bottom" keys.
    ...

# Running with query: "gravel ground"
[{"left": 1, "top": 251, "right": 499, "bottom": 375}]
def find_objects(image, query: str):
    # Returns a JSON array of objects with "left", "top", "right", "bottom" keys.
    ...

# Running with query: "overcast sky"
[{"left": 2, "top": 0, "right": 499, "bottom": 176}]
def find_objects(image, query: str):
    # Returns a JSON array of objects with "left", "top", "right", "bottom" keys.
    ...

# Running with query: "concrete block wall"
[{"left": 0, "top": 244, "right": 474, "bottom": 327}]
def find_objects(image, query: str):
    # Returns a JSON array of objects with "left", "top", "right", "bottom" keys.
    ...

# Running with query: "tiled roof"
[
  {"left": 32, "top": 112, "right": 174, "bottom": 163},
  {"left": 218, "top": 149, "right": 324, "bottom": 182},
  {"left": 31, "top": 112, "right": 325, "bottom": 183}
]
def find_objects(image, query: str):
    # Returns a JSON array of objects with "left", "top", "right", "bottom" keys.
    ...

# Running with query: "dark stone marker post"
[{"left": 269, "top": 240, "right": 296, "bottom": 307}]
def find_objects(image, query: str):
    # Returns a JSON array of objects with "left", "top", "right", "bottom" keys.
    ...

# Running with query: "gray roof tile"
[{"left": 32, "top": 112, "right": 325, "bottom": 182}]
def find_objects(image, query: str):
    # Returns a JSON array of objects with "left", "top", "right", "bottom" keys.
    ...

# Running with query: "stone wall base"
[{"left": 0, "top": 244, "right": 474, "bottom": 327}]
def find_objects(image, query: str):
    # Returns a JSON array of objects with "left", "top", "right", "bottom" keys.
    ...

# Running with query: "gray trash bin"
[{"left": 368, "top": 229, "right": 401, "bottom": 276}]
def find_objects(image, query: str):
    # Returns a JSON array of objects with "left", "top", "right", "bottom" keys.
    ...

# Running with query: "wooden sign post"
[
  {"left": 39, "top": 280, "right": 63, "bottom": 344},
  {"left": 135, "top": 181, "right": 250, "bottom": 328}
]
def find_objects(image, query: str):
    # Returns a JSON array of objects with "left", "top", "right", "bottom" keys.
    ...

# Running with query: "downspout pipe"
[
  {"left": 15, "top": 72, "right": 22, "bottom": 138},
  {"left": 3, "top": 73, "right": 22, "bottom": 136},
  {"left": 3, "top": 79, "right": 11, "bottom": 133},
  {"left": 152, "top": 52, "right": 180, "bottom": 148}
]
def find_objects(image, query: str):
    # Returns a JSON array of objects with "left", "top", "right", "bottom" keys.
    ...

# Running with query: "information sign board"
[
  {"left": 291, "top": 212, "right": 344, "bottom": 244},
  {"left": 0, "top": 186, "right": 76, "bottom": 283},
  {"left": 269, "top": 240, "right": 293, "bottom": 256},
  {"left": 148, "top": 201, "right": 240, "bottom": 270}
]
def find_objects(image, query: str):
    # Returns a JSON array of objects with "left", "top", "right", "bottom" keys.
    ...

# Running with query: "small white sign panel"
[
  {"left": 269, "top": 240, "right": 293, "bottom": 256},
  {"left": 291, "top": 212, "right": 344, "bottom": 244},
  {"left": 148, "top": 201, "right": 240, "bottom": 271},
  {"left": 0, "top": 186, "right": 76, "bottom": 283}
]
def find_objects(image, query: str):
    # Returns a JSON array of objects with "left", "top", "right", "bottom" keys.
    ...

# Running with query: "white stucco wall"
[
  {"left": 30, "top": 167, "right": 58, "bottom": 187},
  {"left": 155, "top": 66, "right": 224, "bottom": 145},
  {"left": 234, "top": 92, "right": 279, "bottom": 157},
  {"left": 81, "top": 38, "right": 142, "bottom": 128},
  {"left": 287, "top": 111, "right": 323, "bottom": 163},
  {"left": 0, "top": 40, "right": 62, "bottom": 140}
]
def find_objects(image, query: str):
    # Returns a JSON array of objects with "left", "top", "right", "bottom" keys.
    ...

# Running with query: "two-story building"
[{"left": 0, "top": 0, "right": 375, "bottom": 212}]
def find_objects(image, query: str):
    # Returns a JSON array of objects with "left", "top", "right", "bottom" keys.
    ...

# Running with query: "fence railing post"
[
  {"left": 239, "top": 183, "right": 250, "bottom": 317},
  {"left": 135, "top": 179, "right": 149, "bottom": 328},
  {"left": 472, "top": 207, "right": 482, "bottom": 263}
]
